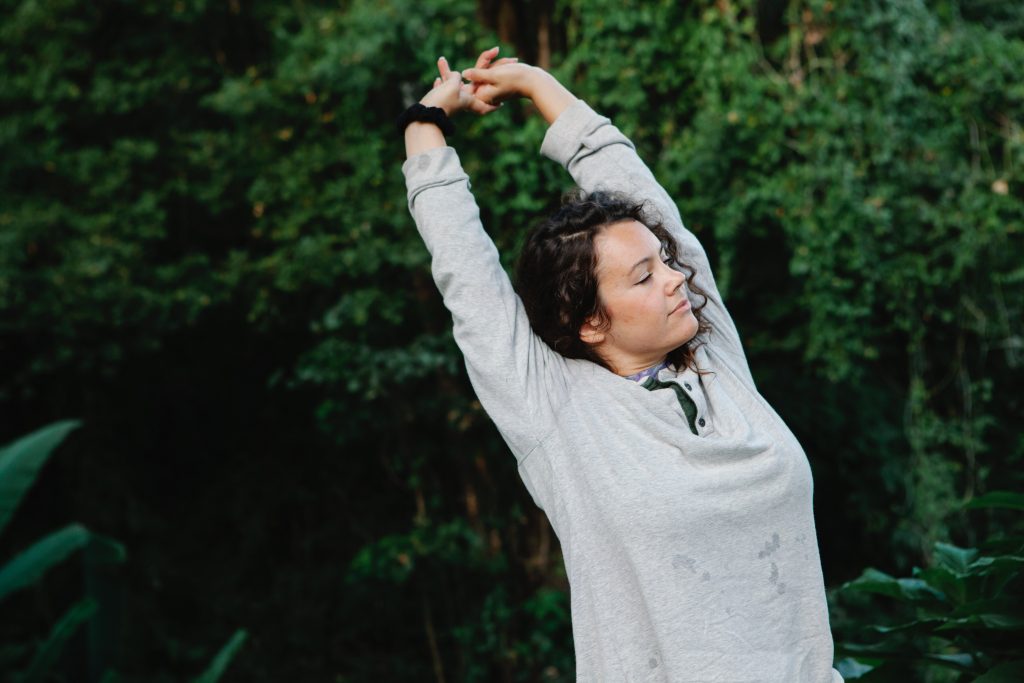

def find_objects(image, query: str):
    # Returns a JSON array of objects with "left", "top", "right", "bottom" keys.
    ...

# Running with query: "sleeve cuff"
[{"left": 539, "top": 99, "right": 608, "bottom": 166}]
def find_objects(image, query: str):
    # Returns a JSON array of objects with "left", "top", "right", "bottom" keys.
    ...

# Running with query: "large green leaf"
[
  {"left": 0, "top": 420, "right": 82, "bottom": 536},
  {"left": 19, "top": 597, "right": 98, "bottom": 683},
  {"left": 192, "top": 629, "right": 248, "bottom": 683},
  {"left": 0, "top": 524, "right": 124, "bottom": 603}
]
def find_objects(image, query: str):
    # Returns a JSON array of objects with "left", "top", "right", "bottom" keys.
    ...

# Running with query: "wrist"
[
  {"left": 398, "top": 103, "right": 455, "bottom": 138},
  {"left": 418, "top": 92, "right": 454, "bottom": 116},
  {"left": 522, "top": 66, "right": 555, "bottom": 100}
]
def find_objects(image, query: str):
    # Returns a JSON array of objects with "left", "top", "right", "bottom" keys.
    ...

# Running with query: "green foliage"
[
  {"left": 0, "top": 421, "right": 124, "bottom": 680},
  {"left": 0, "top": 419, "right": 246, "bottom": 681},
  {"left": 831, "top": 493, "right": 1024, "bottom": 681}
]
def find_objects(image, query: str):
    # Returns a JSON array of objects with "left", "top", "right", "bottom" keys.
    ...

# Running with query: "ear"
[{"left": 578, "top": 317, "right": 606, "bottom": 345}]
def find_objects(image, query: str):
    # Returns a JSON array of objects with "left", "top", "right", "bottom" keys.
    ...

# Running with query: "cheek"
[{"left": 605, "top": 291, "right": 655, "bottom": 328}]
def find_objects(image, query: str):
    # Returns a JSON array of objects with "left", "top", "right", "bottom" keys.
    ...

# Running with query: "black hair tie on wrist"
[{"left": 397, "top": 103, "right": 455, "bottom": 136}]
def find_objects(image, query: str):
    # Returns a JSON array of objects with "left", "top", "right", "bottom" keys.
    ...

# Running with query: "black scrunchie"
[{"left": 396, "top": 103, "right": 455, "bottom": 136}]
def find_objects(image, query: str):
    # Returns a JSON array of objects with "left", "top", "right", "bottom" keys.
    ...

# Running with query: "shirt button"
[
  {"left": 698, "top": 418, "right": 706, "bottom": 427},
  {"left": 684, "top": 383, "right": 692, "bottom": 391}
]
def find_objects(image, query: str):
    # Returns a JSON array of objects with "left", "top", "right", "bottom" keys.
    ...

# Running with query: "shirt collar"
[{"left": 624, "top": 359, "right": 671, "bottom": 384}]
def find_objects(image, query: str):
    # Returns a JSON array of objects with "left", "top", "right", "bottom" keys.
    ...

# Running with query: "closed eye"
[
  {"left": 636, "top": 257, "right": 674, "bottom": 284},
  {"left": 634, "top": 253, "right": 675, "bottom": 282}
]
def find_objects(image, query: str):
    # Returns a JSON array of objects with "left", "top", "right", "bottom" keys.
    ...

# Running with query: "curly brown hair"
[{"left": 514, "top": 189, "right": 711, "bottom": 374}]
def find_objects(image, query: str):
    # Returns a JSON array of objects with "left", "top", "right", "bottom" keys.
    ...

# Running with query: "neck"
[{"left": 609, "top": 355, "right": 669, "bottom": 378}]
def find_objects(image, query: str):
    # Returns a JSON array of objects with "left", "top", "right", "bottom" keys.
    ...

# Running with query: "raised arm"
[
  {"left": 463, "top": 64, "right": 684, "bottom": 240},
  {"left": 464, "top": 63, "right": 753, "bottom": 381},
  {"left": 402, "top": 55, "right": 570, "bottom": 461}
]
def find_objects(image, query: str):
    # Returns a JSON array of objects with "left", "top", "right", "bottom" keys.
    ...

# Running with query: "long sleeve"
[
  {"left": 540, "top": 100, "right": 753, "bottom": 384},
  {"left": 403, "top": 146, "right": 569, "bottom": 461}
]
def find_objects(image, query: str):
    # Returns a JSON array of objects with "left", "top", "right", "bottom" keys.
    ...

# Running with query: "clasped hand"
[{"left": 418, "top": 47, "right": 537, "bottom": 116}]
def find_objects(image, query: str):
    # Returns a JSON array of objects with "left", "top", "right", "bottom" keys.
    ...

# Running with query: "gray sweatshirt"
[{"left": 403, "top": 99, "right": 843, "bottom": 682}]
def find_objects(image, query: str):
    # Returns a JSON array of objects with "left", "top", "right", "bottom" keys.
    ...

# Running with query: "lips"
[{"left": 670, "top": 298, "right": 691, "bottom": 315}]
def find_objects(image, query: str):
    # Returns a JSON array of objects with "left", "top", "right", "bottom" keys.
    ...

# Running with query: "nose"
[{"left": 665, "top": 263, "right": 685, "bottom": 294}]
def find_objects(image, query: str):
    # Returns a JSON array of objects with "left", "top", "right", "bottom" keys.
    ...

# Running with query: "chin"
[{"left": 679, "top": 314, "right": 699, "bottom": 344}]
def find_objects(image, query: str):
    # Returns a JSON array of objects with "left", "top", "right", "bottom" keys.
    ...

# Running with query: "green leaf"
[
  {"left": 0, "top": 420, "right": 82, "bottom": 536},
  {"left": 934, "top": 542, "right": 979, "bottom": 575},
  {"left": 914, "top": 566, "right": 965, "bottom": 604},
  {"left": 19, "top": 597, "right": 98, "bottom": 683},
  {"left": 922, "top": 652, "right": 976, "bottom": 671},
  {"left": 868, "top": 618, "right": 944, "bottom": 634},
  {"left": 972, "top": 661, "right": 1024, "bottom": 682},
  {"left": 192, "top": 629, "right": 248, "bottom": 683},
  {"left": 935, "top": 613, "right": 1024, "bottom": 631},
  {"left": 842, "top": 567, "right": 947, "bottom": 603},
  {"left": 979, "top": 614, "right": 1024, "bottom": 629},
  {"left": 0, "top": 525, "right": 88, "bottom": 602},
  {"left": 0, "top": 524, "right": 124, "bottom": 603},
  {"left": 965, "top": 492, "right": 1024, "bottom": 511},
  {"left": 837, "top": 641, "right": 922, "bottom": 657},
  {"left": 965, "top": 556, "right": 1024, "bottom": 587},
  {"left": 835, "top": 657, "right": 879, "bottom": 679}
]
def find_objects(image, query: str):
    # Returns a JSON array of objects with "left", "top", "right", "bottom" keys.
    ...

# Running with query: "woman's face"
[{"left": 581, "top": 220, "right": 699, "bottom": 375}]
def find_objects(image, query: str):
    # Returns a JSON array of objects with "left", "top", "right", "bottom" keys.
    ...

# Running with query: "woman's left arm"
[{"left": 401, "top": 53, "right": 571, "bottom": 461}]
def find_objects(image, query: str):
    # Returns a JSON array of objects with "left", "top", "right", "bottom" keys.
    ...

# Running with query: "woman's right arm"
[
  {"left": 403, "top": 60, "right": 569, "bottom": 461},
  {"left": 465, "top": 64, "right": 752, "bottom": 381}
]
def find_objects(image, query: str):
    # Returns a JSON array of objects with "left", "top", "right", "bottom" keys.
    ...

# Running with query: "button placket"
[
  {"left": 680, "top": 370, "right": 708, "bottom": 432},
  {"left": 645, "top": 366, "right": 713, "bottom": 435}
]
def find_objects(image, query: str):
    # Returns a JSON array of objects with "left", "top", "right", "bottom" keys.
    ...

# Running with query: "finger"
[
  {"left": 492, "top": 57, "right": 518, "bottom": 66},
  {"left": 475, "top": 83, "right": 501, "bottom": 104},
  {"left": 433, "top": 77, "right": 441, "bottom": 89},
  {"left": 462, "top": 67, "right": 492, "bottom": 83},
  {"left": 466, "top": 80, "right": 483, "bottom": 97},
  {"left": 437, "top": 56, "right": 452, "bottom": 81},
  {"left": 471, "top": 99, "right": 501, "bottom": 115},
  {"left": 474, "top": 46, "right": 500, "bottom": 70}
]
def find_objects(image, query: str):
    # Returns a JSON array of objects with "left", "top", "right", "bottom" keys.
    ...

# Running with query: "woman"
[{"left": 399, "top": 48, "right": 843, "bottom": 682}]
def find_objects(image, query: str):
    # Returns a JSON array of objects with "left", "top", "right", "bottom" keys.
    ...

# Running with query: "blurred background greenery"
[{"left": 1, "top": 0, "right": 1022, "bottom": 681}]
